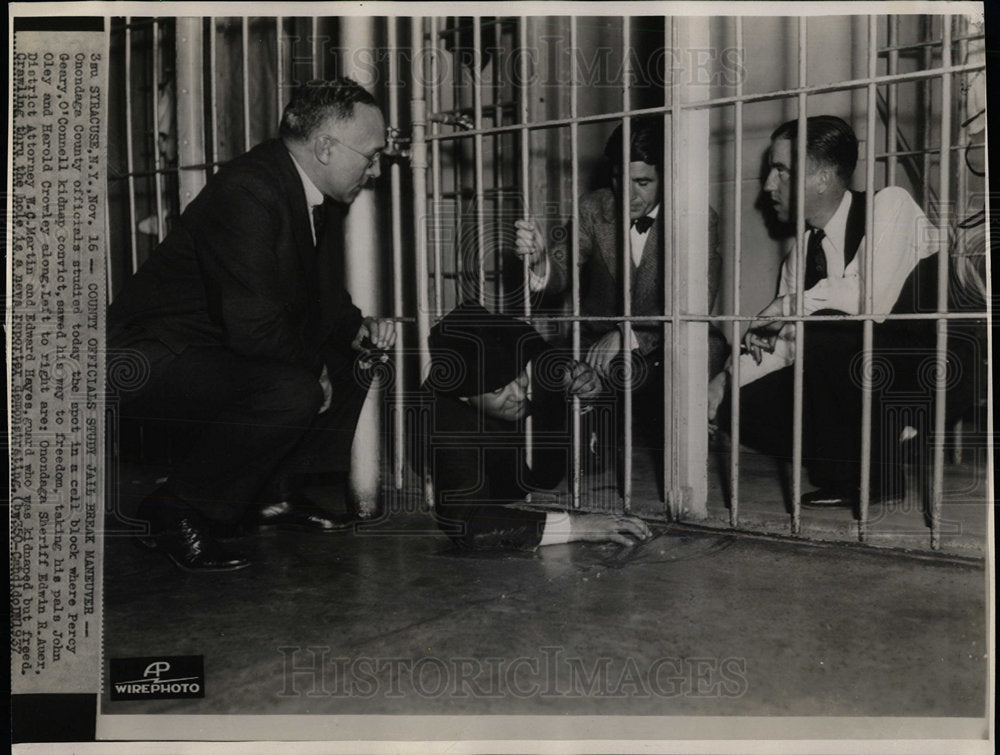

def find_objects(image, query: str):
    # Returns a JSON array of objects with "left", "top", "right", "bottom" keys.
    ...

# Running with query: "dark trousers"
[
  {"left": 718, "top": 317, "right": 936, "bottom": 495},
  {"left": 111, "top": 339, "right": 369, "bottom": 524},
  {"left": 614, "top": 324, "right": 729, "bottom": 447}
]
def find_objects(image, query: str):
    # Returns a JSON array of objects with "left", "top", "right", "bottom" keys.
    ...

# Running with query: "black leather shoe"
[
  {"left": 152, "top": 516, "right": 251, "bottom": 572},
  {"left": 257, "top": 495, "right": 360, "bottom": 533}
]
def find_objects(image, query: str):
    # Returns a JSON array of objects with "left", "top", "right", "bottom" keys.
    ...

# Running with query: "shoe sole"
[
  {"left": 135, "top": 534, "right": 251, "bottom": 571},
  {"left": 261, "top": 522, "right": 357, "bottom": 534},
  {"left": 800, "top": 502, "right": 854, "bottom": 510},
  {"left": 257, "top": 515, "right": 361, "bottom": 533},
  {"left": 164, "top": 553, "right": 252, "bottom": 572}
]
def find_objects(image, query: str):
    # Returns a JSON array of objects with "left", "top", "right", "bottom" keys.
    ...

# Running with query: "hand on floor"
[{"left": 569, "top": 512, "right": 652, "bottom": 547}]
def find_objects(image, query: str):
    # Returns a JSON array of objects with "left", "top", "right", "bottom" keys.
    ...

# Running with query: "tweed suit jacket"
[
  {"left": 109, "top": 139, "right": 363, "bottom": 372},
  {"left": 545, "top": 188, "right": 721, "bottom": 355}
]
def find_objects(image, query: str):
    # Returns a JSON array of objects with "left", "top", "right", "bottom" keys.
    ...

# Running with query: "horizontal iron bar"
[{"left": 426, "top": 61, "right": 983, "bottom": 142}]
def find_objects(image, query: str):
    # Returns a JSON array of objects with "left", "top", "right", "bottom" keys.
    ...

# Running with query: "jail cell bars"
[
  {"left": 109, "top": 16, "right": 288, "bottom": 294},
  {"left": 106, "top": 15, "right": 989, "bottom": 551},
  {"left": 412, "top": 14, "right": 989, "bottom": 549}
]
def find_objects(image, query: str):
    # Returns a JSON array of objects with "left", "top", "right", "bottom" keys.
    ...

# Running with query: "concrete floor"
[
  {"left": 101, "top": 449, "right": 989, "bottom": 720},
  {"left": 636, "top": 443, "right": 988, "bottom": 557}
]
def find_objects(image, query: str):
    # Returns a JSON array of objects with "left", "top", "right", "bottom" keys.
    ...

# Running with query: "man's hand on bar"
[
  {"left": 513, "top": 218, "right": 547, "bottom": 271},
  {"left": 352, "top": 316, "right": 397, "bottom": 352},
  {"left": 585, "top": 328, "right": 625, "bottom": 379},
  {"left": 562, "top": 360, "right": 603, "bottom": 401}
]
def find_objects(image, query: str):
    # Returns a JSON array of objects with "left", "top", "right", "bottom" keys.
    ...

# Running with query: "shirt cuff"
[
  {"left": 538, "top": 511, "right": 572, "bottom": 547},
  {"left": 619, "top": 325, "right": 640, "bottom": 351}
]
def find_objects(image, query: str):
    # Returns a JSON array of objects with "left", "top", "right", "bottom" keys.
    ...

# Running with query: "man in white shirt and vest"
[{"left": 713, "top": 115, "right": 941, "bottom": 509}]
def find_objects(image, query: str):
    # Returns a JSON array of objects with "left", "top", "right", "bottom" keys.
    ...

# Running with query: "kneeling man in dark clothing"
[
  {"left": 422, "top": 303, "right": 652, "bottom": 550},
  {"left": 110, "top": 78, "right": 395, "bottom": 572}
]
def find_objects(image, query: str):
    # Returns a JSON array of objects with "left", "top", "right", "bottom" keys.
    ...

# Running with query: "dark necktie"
[
  {"left": 312, "top": 204, "right": 326, "bottom": 248},
  {"left": 631, "top": 215, "right": 654, "bottom": 234},
  {"left": 804, "top": 227, "right": 827, "bottom": 290}
]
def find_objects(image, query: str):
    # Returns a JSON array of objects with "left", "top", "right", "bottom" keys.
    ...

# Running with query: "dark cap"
[{"left": 424, "top": 302, "right": 547, "bottom": 397}]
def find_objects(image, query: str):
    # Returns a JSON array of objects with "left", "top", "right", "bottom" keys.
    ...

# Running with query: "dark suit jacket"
[
  {"left": 544, "top": 188, "right": 722, "bottom": 354},
  {"left": 109, "top": 139, "right": 362, "bottom": 372}
]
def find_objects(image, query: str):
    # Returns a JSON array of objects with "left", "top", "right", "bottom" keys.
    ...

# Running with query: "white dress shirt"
[
  {"left": 738, "top": 186, "right": 940, "bottom": 386},
  {"left": 629, "top": 203, "right": 659, "bottom": 267},
  {"left": 289, "top": 153, "right": 325, "bottom": 244}
]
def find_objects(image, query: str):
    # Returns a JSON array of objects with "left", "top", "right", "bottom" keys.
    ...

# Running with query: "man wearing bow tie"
[{"left": 513, "top": 117, "right": 726, "bottom": 442}]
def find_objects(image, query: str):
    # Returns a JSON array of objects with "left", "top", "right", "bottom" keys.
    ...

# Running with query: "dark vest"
[{"left": 842, "top": 190, "right": 866, "bottom": 269}]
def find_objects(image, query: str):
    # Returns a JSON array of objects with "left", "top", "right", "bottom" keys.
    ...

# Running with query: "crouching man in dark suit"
[
  {"left": 421, "top": 303, "right": 652, "bottom": 550},
  {"left": 109, "top": 78, "right": 396, "bottom": 571}
]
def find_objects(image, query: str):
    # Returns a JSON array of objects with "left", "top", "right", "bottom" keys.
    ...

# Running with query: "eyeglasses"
[{"left": 323, "top": 135, "right": 382, "bottom": 170}]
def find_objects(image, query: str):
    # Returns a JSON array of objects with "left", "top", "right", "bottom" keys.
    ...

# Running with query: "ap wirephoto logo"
[{"left": 109, "top": 656, "right": 205, "bottom": 700}]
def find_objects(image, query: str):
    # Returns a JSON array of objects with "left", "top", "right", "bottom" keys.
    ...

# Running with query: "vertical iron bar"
[
  {"left": 312, "top": 17, "right": 320, "bottom": 79},
  {"left": 151, "top": 19, "right": 166, "bottom": 243},
  {"left": 452, "top": 22, "right": 464, "bottom": 306},
  {"left": 494, "top": 19, "right": 506, "bottom": 311},
  {"left": 921, "top": 16, "right": 933, "bottom": 212},
  {"left": 931, "top": 16, "right": 953, "bottom": 549},
  {"left": 388, "top": 17, "right": 405, "bottom": 490},
  {"left": 621, "top": 18, "right": 633, "bottom": 514},
  {"left": 666, "top": 17, "right": 681, "bottom": 516},
  {"left": 473, "top": 17, "right": 486, "bottom": 304},
  {"left": 276, "top": 17, "right": 284, "bottom": 122},
  {"left": 887, "top": 15, "right": 899, "bottom": 185},
  {"left": 242, "top": 17, "right": 251, "bottom": 153},
  {"left": 518, "top": 17, "right": 531, "bottom": 318},
  {"left": 124, "top": 18, "right": 139, "bottom": 272},
  {"left": 429, "top": 17, "right": 443, "bottom": 316},
  {"left": 411, "top": 17, "right": 433, "bottom": 510},
  {"left": 791, "top": 17, "right": 808, "bottom": 535},
  {"left": 518, "top": 16, "right": 533, "bottom": 470},
  {"left": 570, "top": 16, "right": 581, "bottom": 509},
  {"left": 176, "top": 18, "right": 206, "bottom": 211},
  {"left": 729, "top": 16, "right": 744, "bottom": 526},
  {"left": 953, "top": 18, "right": 969, "bottom": 467},
  {"left": 858, "top": 16, "right": 879, "bottom": 541},
  {"left": 209, "top": 17, "right": 219, "bottom": 172}
]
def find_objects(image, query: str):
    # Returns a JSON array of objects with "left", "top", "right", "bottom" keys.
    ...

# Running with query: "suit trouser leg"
[
  {"left": 716, "top": 365, "right": 796, "bottom": 461},
  {"left": 115, "top": 342, "right": 324, "bottom": 524},
  {"left": 797, "top": 319, "right": 908, "bottom": 495},
  {"left": 263, "top": 350, "right": 371, "bottom": 500},
  {"left": 717, "top": 325, "right": 872, "bottom": 490},
  {"left": 618, "top": 325, "right": 730, "bottom": 447},
  {"left": 798, "top": 321, "right": 866, "bottom": 490},
  {"left": 719, "top": 326, "right": 903, "bottom": 496}
]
